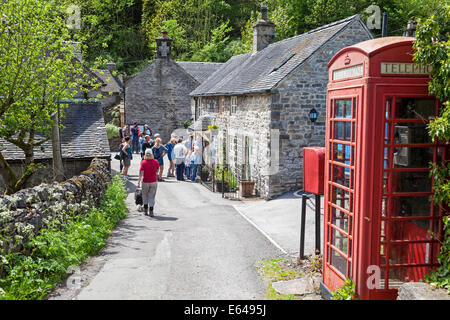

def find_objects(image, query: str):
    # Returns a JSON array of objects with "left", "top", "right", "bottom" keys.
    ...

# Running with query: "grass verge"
[
  {"left": 0, "top": 175, "right": 127, "bottom": 300},
  {"left": 257, "top": 258, "right": 303, "bottom": 300}
]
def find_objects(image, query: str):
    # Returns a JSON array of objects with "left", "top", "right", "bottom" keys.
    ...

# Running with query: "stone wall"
[
  {"left": 269, "top": 19, "right": 372, "bottom": 197},
  {"left": 0, "top": 158, "right": 111, "bottom": 255},
  {"left": 198, "top": 94, "right": 273, "bottom": 198},
  {"left": 102, "top": 94, "right": 121, "bottom": 124},
  {"left": 0, "top": 157, "right": 110, "bottom": 194},
  {"left": 397, "top": 282, "right": 450, "bottom": 300}
]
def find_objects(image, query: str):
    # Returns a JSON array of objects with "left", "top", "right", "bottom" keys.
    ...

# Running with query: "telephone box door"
[
  {"left": 323, "top": 87, "right": 361, "bottom": 291},
  {"left": 369, "top": 85, "right": 446, "bottom": 299}
]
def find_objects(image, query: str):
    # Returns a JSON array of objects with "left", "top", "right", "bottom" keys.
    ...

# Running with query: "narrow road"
[{"left": 50, "top": 154, "right": 284, "bottom": 300}]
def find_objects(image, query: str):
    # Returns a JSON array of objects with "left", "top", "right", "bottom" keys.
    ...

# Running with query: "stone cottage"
[
  {"left": 189, "top": 13, "right": 373, "bottom": 199},
  {"left": 125, "top": 32, "right": 223, "bottom": 141}
]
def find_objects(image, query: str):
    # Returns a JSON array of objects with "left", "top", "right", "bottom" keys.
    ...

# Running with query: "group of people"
[{"left": 117, "top": 123, "right": 204, "bottom": 216}]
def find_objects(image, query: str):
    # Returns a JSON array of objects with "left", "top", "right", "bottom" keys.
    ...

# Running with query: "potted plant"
[
  {"left": 200, "top": 167, "right": 210, "bottom": 182},
  {"left": 240, "top": 180, "right": 255, "bottom": 197},
  {"left": 182, "top": 120, "right": 191, "bottom": 129},
  {"left": 105, "top": 123, "right": 121, "bottom": 152}
]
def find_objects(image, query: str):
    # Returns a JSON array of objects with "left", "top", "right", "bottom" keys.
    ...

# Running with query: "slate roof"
[
  {"left": 190, "top": 15, "right": 370, "bottom": 97},
  {"left": 176, "top": 61, "right": 224, "bottom": 84},
  {"left": 0, "top": 102, "right": 111, "bottom": 161},
  {"left": 93, "top": 69, "right": 123, "bottom": 94}
]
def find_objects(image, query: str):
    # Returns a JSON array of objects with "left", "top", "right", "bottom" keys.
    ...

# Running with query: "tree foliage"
[
  {"left": 51, "top": 0, "right": 450, "bottom": 74},
  {"left": 0, "top": 0, "right": 101, "bottom": 194},
  {"left": 60, "top": 0, "right": 150, "bottom": 74},
  {"left": 413, "top": 5, "right": 450, "bottom": 291}
]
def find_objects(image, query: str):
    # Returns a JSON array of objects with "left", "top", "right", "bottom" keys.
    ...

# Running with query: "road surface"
[{"left": 49, "top": 155, "right": 284, "bottom": 300}]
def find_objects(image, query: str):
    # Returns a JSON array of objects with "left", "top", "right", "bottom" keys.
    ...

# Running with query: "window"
[
  {"left": 231, "top": 96, "right": 237, "bottom": 114},
  {"left": 326, "top": 97, "right": 357, "bottom": 279}
]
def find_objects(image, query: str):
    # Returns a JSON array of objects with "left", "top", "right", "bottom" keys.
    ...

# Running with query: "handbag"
[{"left": 115, "top": 143, "right": 123, "bottom": 160}]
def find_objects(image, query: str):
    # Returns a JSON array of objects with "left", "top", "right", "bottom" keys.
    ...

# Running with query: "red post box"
[
  {"left": 303, "top": 147, "right": 325, "bottom": 195},
  {"left": 322, "top": 37, "right": 448, "bottom": 300}
]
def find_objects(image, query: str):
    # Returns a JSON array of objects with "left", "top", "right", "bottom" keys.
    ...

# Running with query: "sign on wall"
[{"left": 332, "top": 64, "right": 364, "bottom": 81}]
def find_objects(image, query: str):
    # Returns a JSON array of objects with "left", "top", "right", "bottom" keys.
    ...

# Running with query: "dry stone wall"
[{"left": 0, "top": 158, "right": 111, "bottom": 255}]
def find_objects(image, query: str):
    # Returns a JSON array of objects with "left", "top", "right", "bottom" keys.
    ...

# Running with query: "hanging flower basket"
[{"left": 208, "top": 124, "right": 219, "bottom": 136}]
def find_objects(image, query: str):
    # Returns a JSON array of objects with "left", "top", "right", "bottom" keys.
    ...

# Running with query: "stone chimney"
[
  {"left": 403, "top": 21, "right": 417, "bottom": 37},
  {"left": 106, "top": 62, "right": 116, "bottom": 72},
  {"left": 155, "top": 30, "right": 172, "bottom": 59},
  {"left": 252, "top": 5, "right": 276, "bottom": 54}
]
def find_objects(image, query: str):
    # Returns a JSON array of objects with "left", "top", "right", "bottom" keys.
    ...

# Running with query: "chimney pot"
[
  {"left": 252, "top": 7, "right": 275, "bottom": 54},
  {"left": 155, "top": 31, "right": 172, "bottom": 59},
  {"left": 261, "top": 7, "right": 268, "bottom": 21},
  {"left": 106, "top": 62, "right": 116, "bottom": 72},
  {"left": 404, "top": 20, "right": 417, "bottom": 37}
]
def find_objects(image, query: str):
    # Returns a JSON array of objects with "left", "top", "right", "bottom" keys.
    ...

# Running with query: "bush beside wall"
[{"left": 0, "top": 158, "right": 111, "bottom": 255}]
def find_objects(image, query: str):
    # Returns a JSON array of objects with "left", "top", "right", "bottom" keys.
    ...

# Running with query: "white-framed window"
[{"left": 231, "top": 96, "right": 237, "bottom": 114}]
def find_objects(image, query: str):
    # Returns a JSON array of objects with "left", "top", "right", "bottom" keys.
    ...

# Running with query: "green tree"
[
  {"left": 413, "top": 6, "right": 450, "bottom": 290},
  {"left": 386, "top": 0, "right": 449, "bottom": 37},
  {"left": 192, "top": 21, "right": 233, "bottom": 62},
  {"left": 61, "top": 0, "right": 150, "bottom": 74},
  {"left": 147, "top": 19, "right": 190, "bottom": 60},
  {"left": 141, "top": 0, "right": 259, "bottom": 63},
  {"left": 0, "top": 0, "right": 100, "bottom": 194}
]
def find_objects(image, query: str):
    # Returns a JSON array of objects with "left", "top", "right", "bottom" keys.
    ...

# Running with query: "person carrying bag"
[{"left": 137, "top": 148, "right": 159, "bottom": 217}]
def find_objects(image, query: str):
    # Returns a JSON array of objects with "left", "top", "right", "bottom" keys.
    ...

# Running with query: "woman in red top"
[{"left": 137, "top": 148, "right": 160, "bottom": 216}]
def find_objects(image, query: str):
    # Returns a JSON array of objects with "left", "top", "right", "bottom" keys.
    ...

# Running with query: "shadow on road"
[{"left": 149, "top": 215, "right": 178, "bottom": 221}]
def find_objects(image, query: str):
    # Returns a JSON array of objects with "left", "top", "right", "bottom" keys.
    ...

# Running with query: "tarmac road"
[{"left": 49, "top": 154, "right": 284, "bottom": 300}]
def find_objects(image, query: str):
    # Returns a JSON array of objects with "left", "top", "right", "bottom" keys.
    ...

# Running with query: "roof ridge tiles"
[{"left": 190, "top": 14, "right": 369, "bottom": 97}]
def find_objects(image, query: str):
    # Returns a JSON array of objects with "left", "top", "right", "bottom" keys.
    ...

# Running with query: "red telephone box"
[{"left": 323, "top": 37, "right": 448, "bottom": 300}]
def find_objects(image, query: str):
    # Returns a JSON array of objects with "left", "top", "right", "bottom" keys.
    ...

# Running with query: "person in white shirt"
[
  {"left": 173, "top": 138, "right": 188, "bottom": 181},
  {"left": 194, "top": 137, "right": 203, "bottom": 151}
]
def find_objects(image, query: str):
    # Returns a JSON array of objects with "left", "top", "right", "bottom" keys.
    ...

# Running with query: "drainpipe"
[{"left": 382, "top": 12, "right": 388, "bottom": 37}]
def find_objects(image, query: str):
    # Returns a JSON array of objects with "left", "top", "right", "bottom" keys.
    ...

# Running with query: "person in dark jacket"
[
  {"left": 141, "top": 135, "right": 155, "bottom": 160},
  {"left": 131, "top": 122, "right": 140, "bottom": 154}
]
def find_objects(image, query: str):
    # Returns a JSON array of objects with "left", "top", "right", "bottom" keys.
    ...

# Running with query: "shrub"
[
  {"left": 331, "top": 278, "right": 357, "bottom": 300},
  {"left": 105, "top": 123, "right": 120, "bottom": 139},
  {"left": 0, "top": 175, "right": 127, "bottom": 300},
  {"left": 182, "top": 120, "right": 191, "bottom": 129}
]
